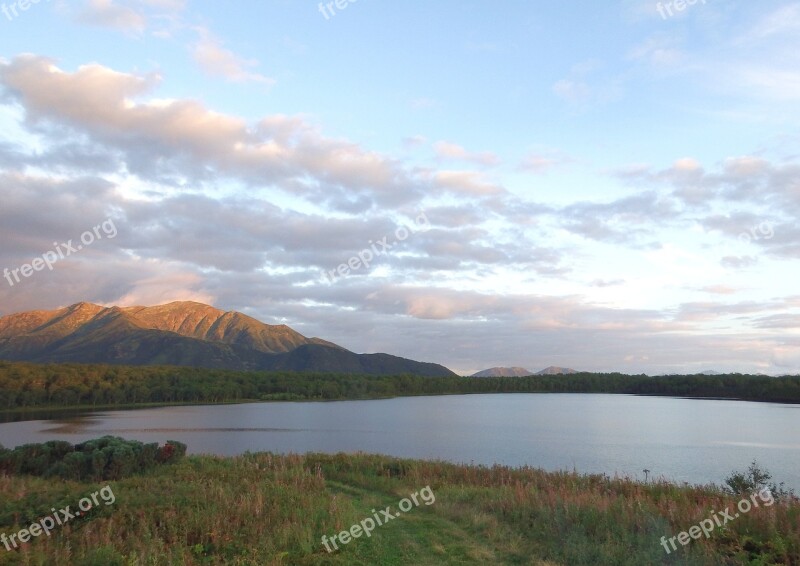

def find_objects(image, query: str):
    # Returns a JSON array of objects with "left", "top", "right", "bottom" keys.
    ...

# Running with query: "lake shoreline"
[
  {"left": 2, "top": 389, "right": 799, "bottom": 423},
  {"left": 3, "top": 393, "right": 800, "bottom": 492}
]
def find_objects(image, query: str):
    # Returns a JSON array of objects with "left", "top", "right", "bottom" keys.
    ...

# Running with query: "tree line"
[{"left": 0, "top": 361, "right": 798, "bottom": 411}]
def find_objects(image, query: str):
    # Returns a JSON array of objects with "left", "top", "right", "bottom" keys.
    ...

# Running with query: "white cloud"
[
  {"left": 192, "top": 33, "right": 275, "bottom": 86},
  {"left": 743, "top": 2, "right": 800, "bottom": 41},
  {"left": 433, "top": 141, "right": 499, "bottom": 167},
  {"left": 552, "top": 79, "right": 591, "bottom": 104},
  {"left": 78, "top": 0, "right": 146, "bottom": 33},
  {"left": 432, "top": 170, "right": 505, "bottom": 197},
  {"left": 0, "top": 56, "right": 416, "bottom": 209},
  {"left": 519, "top": 151, "right": 572, "bottom": 174},
  {"left": 629, "top": 35, "right": 685, "bottom": 68}
]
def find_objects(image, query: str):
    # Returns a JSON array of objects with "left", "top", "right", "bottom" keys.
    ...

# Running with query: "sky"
[{"left": 0, "top": 0, "right": 798, "bottom": 375}]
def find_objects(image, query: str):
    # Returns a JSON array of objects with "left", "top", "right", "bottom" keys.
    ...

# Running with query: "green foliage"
[
  {"left": 0, "top": 361, "right": 798, "bottom": 413},
  {"left": 725, "top": 460, "right": 774, "bottom": 494},
  {"left": 725, "top": 459, "right": 796, "bottom": 502},
  {"left": 0, "top": 436, "right": 186, "bottom": 480},
  {"left": 157, "top": 439, "right": 187, "bottom": 464},
  {"left": 76, "top": 546, "right": 127, "bottom": 566},
  {"left": 2, "top": 452, "right": 795, "bottom": 565}
]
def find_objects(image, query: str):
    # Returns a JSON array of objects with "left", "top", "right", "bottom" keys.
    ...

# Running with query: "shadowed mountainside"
[{"left": 0, "top": 302, "right": 455, "bottom": 376}]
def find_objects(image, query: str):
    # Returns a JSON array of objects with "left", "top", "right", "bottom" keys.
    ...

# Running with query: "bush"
[
  {"left": 0, "top": 436, "right": 187, "bottom": 481},
  {"left": 157, "top": 440, "right": 187, "bottom": 464},
  {"left": 724, "top": 459, "right": 797, "bottom": 502}
]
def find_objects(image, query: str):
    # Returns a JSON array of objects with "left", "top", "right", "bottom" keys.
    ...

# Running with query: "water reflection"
[{"left": 0, "top": 394, "right": 798, "bottom": 490}]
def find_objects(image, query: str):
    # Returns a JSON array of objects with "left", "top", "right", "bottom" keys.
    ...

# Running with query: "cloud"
[
  {"left": 433, "top": 141, "right": 500, "bottom": 167},
  {"left": 77, "top": 0, "right": 147, "bottom": 33},
  {"left": 681, "top": 4, "right": 800, "bottom": 105},
  {"left": 432, "top": 170, "right": 505, "bottom": 197},
  {"left": 615, "top": 155, "right": 800, "bottom": 257},
  {"left": 74, "top": 0, "right": 187, "bottom": 35},
  {"left": 138, "top": 0, "right": 185, "bottom": 10},
  {"left": 590, "top": 279, "right": 625, "bottom": 288},
  {"left": 552, "top": 79, "right": 592, "bottom": 105},
  {"left": 552, "top": 59, "right": 623, "bottom": 109},
  {"left": 1, "top": 48, "right": 798, "bottom": 375},
  {"left": 698, "top": 285, "right": 738, "bottom": 295},
  {"left": 720, "top": 255, "right": 758, "bottom": 269},
  {"left": 559, "top": 191, "right": 679, "bottom": 244},
  {"left": 742, "top": 2, "right": 800, "bottom": 41},
  {"left": 112, "top": 270, "right": 215, "bottom": 307},
  {"left": 192, "top": 33, "right": 275, "bottom": 86},
  {"left": 733, "top": 67, "right": 800, "bottom": 102},
  {"left": 403, "top": 135, "right": 427, "bottom": 148},
  {"left": 518, "top": 151, "right": 573, "bottom": 174},
  {"left": 0, "top": 55, "right": 420, "bottom": 210},
  {"left": 628, "top": 35, "right": 685, "bottom": 68},
  {"left": 519, "top": 155, "right": 559, "bottom": 174}
]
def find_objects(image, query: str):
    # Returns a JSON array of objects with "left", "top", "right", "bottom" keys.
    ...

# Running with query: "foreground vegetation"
[
  {"left": 0, "top": 437, "right": 186, "bottom": 481},
  {"left": 0, "top": 444, "right": 797, "bottom": 565},
  {"left": 1, "top": 361, "right": 799, "bottom": 413}
]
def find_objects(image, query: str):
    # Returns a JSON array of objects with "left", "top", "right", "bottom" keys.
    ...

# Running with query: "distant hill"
[
  {"left": 0, "top": 302, "right": 456, "bottom": 377},
  {"left": 471, "top": 367, "right": 532, "bottom": 377},
  {"left": 535, "top": 366, "right": 578, "bottom": 375},
  {"left": 471, "top": 366, "right": 580, "bottom": 377}
]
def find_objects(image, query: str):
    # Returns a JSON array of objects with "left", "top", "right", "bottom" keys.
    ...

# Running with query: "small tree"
[
  {"left": 725, "top": 460, "right": 772, "bottom": 494},
  {"left": 724, "top": 460, "right": 796, "bottom": 502}
]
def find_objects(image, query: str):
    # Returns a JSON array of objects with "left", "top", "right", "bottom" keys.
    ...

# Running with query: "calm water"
[{"left": 1, "top": 394, "right": 798, "bottom": 490}]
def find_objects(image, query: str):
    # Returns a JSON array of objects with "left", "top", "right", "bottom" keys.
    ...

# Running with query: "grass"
[{"left": 0, "top": 452, "right": 797, "bottom": 565}]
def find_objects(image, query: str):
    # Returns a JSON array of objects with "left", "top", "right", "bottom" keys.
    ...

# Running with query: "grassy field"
[{"left": 0, "top": 452, "right": 798, "bottom": 565}]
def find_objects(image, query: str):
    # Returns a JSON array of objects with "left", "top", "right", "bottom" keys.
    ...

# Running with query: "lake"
[{"left": 1, "top": 393, "right": 799, "bottom": 490}]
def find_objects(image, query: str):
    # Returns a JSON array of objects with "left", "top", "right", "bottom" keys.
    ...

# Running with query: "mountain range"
[
  {"left": 0, "top": 302, "right": 455, "bottom": 376},
  {"left": 471, "top": 366, "right": 578, "bottom": 377}
]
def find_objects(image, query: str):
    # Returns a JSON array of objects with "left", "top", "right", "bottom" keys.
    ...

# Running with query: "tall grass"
[{"left": 0, "top": 452, "right": 797, "bottom": 565}]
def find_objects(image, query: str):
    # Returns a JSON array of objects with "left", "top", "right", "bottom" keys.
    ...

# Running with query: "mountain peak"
[
  {"left": 472, "top": 367, "right": 532, "bottom": 377},
  {"left": 0, "top": 301, "right": 455, "bottom": 377},
  {"left": 69, "top": 301, "right": 100, "bottom": 309}
]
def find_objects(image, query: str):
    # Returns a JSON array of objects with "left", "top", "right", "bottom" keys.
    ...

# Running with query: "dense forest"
[{"left": 0, "top": 361, "right": 798, "bottom": 411}]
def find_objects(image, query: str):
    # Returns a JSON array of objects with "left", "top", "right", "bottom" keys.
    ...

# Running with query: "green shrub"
[
  {"left": 76, "top": 546, "right": 127, "bottom": 566},
  {"left": 0, "top": 436, "right": 187, "bottom": 481},
  {"left": 724, "top": 460, "right": 797, "bottom": 502}
]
